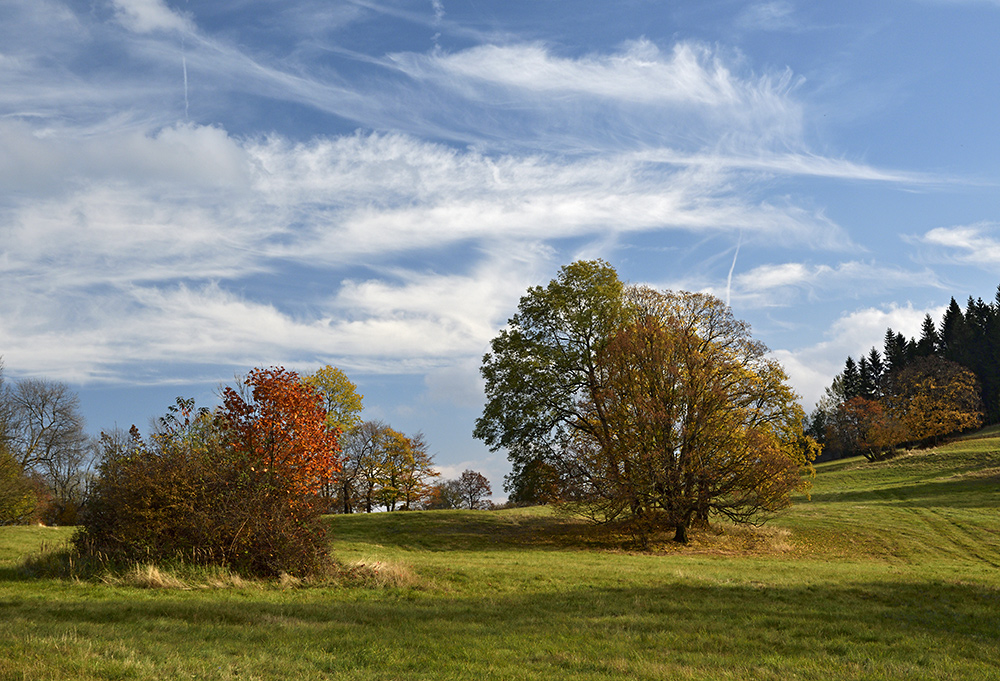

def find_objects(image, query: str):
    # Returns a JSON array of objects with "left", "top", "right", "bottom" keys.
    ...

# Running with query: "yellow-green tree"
[
  {"left": 305, "top": 365, "right": 364, "bottom": 432},
  {"left": 580, "top": 287, "right": 815, "bottom": 543},
  {"left": 393, "top": 432, "right": 439, "bottom": 510},
  {"left": 475, "top": 263, "right": 816, "bottom": 544}
]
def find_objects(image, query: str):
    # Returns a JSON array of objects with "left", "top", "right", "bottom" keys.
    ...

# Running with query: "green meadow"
[{"left": 2, "top": 431, "right": 999, "bottom": 680}]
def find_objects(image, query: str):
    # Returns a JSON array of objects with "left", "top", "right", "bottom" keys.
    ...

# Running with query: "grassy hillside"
[{"left": 1, "top": 432, "right": 998, "bottom": 679}]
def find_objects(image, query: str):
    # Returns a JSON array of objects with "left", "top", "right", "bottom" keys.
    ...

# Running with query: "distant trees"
[
  {"left": 456, "top": 470, "right": 492, "bottom": 510},
  {"left": 425, "top": 470, "right": 493, "bottom": 510},
  {"left": 475, "top": 260, "right": 816, "bottom": 543},
  {"left": 810, "top": 289, "right": 998, "bottom": 459},
  {"left": 0, "top": 359, "right": 94, "bottom": 524},
  {"left": 335, "top": 420, "right": 438, "bottom": 513}
]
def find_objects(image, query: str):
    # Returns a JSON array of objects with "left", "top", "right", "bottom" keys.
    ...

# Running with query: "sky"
[{"left": 3, "top": 0, "right": 1000, "bottom": 498}]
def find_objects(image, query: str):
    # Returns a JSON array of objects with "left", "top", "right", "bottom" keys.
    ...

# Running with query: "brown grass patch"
[{"left": 338, "top": 558, "right": 423, "bottom": 589}]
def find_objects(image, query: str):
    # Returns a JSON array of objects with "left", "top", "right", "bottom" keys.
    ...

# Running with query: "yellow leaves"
[{"left": 304, "top": 365, "right": 364, "bottom": 433}]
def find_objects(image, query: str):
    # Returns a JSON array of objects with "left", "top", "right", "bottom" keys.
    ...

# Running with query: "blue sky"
[{"left": 3, "top": 0, "right": 1000, "bottom": 496}]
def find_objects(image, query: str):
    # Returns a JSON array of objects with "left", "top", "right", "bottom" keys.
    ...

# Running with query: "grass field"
[{"left": 1, "top": 432, "right": 999, "bottom": 680}]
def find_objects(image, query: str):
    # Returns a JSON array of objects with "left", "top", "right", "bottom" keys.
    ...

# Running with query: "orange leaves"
[{"left": 219, "top": 366, "right": 342, "bottom": 497}]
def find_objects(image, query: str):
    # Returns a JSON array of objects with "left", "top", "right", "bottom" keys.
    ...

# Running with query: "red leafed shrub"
[{"left": 76, "top": 369, "right": 342, "bottom": 578}]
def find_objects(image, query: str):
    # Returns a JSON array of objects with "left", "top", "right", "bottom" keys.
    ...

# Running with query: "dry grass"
[{"left": 338, "top": 557, "right": 423, "bottom": 589}]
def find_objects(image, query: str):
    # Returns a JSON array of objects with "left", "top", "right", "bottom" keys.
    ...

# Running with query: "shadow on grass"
[
  {"left": 808, "top": 474, "right": 1000, "bottom": 508},
  {"left": 327, "top": 509, "right": 604, "bottom": 552},
  {"left": 1, "top": 578, "right": 998, "bottom": 678}
]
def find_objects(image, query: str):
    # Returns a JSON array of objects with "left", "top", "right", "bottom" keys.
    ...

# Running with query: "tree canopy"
[{"left": 475, "top": 261, "right": 816, "bottom": 543}]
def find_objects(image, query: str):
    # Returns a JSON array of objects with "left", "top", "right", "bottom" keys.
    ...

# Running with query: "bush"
[{"left": 76, "top": 374, "right": 341, "bottom": 578}]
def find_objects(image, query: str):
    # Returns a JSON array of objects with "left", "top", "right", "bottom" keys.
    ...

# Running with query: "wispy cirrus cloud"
[
  {"left": 736, "top": 1, "right": 799, "bottom": 32},
  {"left": 916, "top": 223, "right": 1000, "bottom": 265},
  {"left": 388, "top": 39, "right": 804, "bottom": 152},
  {"left": 111, "top": 0, "right": 194, "bottom": 34},
  {"left": 732, "top": 260, "right": 943, "bottom": 306},
  {"left": 0, "top": 0, "right": 969, "bottom": 397}
]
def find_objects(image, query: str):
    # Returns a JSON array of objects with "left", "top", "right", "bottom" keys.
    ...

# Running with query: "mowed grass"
[{"left": 2, "top": 434, "right": 999, "bottom": 680}]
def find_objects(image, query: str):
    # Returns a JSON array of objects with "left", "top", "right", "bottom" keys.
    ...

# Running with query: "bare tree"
[
  {"left": 457, "top": 470, "right": 492, "bottom": 510},
  {"left": 343, "top": 420, "right": 391, "bottom": 513},
  {"left": 2, "top": 376, "right": 93, "bottom": 522}
]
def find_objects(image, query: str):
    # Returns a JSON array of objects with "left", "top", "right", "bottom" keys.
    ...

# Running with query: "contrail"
[
  {"left": 725, "top": 230, "right": 742, "bottom": 307},
  {"left": 182, "top": 1, "right": 190, "bottom": 119}
]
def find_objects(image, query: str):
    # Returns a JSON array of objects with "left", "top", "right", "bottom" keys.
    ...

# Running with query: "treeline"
[
  {"left": 2, "top": 360, "right": 493, "bottom": 576},
  {"left": 808, "top": 286, "right": 1000, "bottom": 460}
]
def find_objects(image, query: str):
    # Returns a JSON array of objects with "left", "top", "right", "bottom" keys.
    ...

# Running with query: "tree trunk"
[{"left": 674, "top": 522, "right": 689, "bottom": 543}]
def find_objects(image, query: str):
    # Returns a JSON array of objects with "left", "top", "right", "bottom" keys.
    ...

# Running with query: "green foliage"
[
  {"left": 304, "top": 365, "right": 365, "bottom": 432},
  {"left": 477, "top": 262, "right": 815, "bottom": 542},
  {"left": 474, "top": 259, "right": 625, "bottom": 454},
  {"left": 0, "top": 447, "right": 36, "bottom": 525}
]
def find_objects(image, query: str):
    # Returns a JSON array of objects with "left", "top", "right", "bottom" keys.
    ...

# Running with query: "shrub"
[{"left": 76, "top": 371, "right": 341, "bottom": 578}]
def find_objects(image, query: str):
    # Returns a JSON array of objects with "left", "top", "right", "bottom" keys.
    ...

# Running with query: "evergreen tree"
[
  {"left": 939, "top": 298, "right": 967, "bottom": 364},
  {"left": 860, "top": 349, "right": 883, "bottom": 398},
  {"left": 916, "top": 314, "right": 939, "bottom": 357},
  {"left": 842, "top": 356, "right": 863, "bottom": 400},
  {"left": 883, "top": 328, "right": 908, "bottom": 373}
]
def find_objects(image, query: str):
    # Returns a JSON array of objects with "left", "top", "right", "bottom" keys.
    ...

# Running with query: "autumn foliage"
[
  {"left": 476, "top": 261, "right": 817, "bottom": 544},
  {"left": 219, "top": 366, "right": 342, "bottom": 498},
  {"left": 76, "top": 368, "right": 342, "bottom": 577}
]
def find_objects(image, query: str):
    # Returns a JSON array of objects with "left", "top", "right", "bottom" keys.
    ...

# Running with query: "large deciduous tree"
[{"left": 476, "top": 261, "right": 816, "bottom": 543}]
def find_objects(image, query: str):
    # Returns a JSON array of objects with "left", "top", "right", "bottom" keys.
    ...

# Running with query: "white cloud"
[
  {"left": 389, "top": 40, "right": 804, "bottom": 152},
  {"left": 0, "top": 121, "right": 251, "bottom": 196},
  {"left": 111, "top": 0, "right": 194, "bottom": 34},
  {"left": 0, "top": 118, "right": 867, "bottom": 383},
  {"left": 737, "top": 2, "right": 798, "bottom": 31},
  {"left": 732, "top": 260, "right": 942, "bottom": 307},
  {"left": 773, "top": 302, "right": 947, "bottom": 408},
  {"left": 918, "top": 223, "right": 1000, "bottom": 265}
]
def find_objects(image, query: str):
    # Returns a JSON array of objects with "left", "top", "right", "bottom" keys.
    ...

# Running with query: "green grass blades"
[{"left": 1, "top": 433, "right": 999, "bottom": 680}]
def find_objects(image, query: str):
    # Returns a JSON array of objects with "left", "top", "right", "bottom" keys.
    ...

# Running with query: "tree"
[
  {"left": 392, "top": 432, "right": 439, "bottom": 510},
  {"left": 219, "top": 366, "right": 341, "bottom": 498},
  {"left": 303, "top": 365, "right": 363, "bottom": 504},
  {"left": 841, "top": 357, "right": 863, "bottom": 401},
  {"left": 456, "top": 470, "right": 492, "bottom": 510},
  {"left": 915, "top": 314, "right": 939, "bottom": 357},
  {"left": 0, "top": 448, "right": 36, "bottom": 525},
  {"left": 304, "top": 365, "right": 364, "bottom": 432},
  {"left": 503, "top": 444, "right": 562, "bottom": 505},
  {"left": 346, "top": 420, "right": 393, "bottom": 513},
  {"left": 424, "top": 478, "right": 464, "bottom": 510},
  {"left": 574, "top": 287, "right": 815, "bottom": 542},
  {"left": 836, "top": 396, "right": 908, "bottom": 461},
  {"left": 0, "top": 370, "right": 93, "bottom": 524},
  {"left": 476, "top": 262, "right": 816, "bottom": 543},
  {"left": 475, "top": 259, "right": 624, "bottom": 491},
  {"left": 885, "top": 356, "right": 983, "bottom": 446},
  {"left": 78, "top": 370, "right": 343, "bottom": 577},
  {"left": 0, "top": 361, "right": 35, "bottom": 524}
]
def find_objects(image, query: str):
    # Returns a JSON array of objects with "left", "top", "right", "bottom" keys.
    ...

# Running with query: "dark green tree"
[
  {"left": 474, "top": 259, "right": 625, "bottom": 485},
  {"left": 842, "top": 357, "right": 863, "bottom": 401},
  {"left": 916, "top": 314, "right": 939, "bottom": 357}
]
